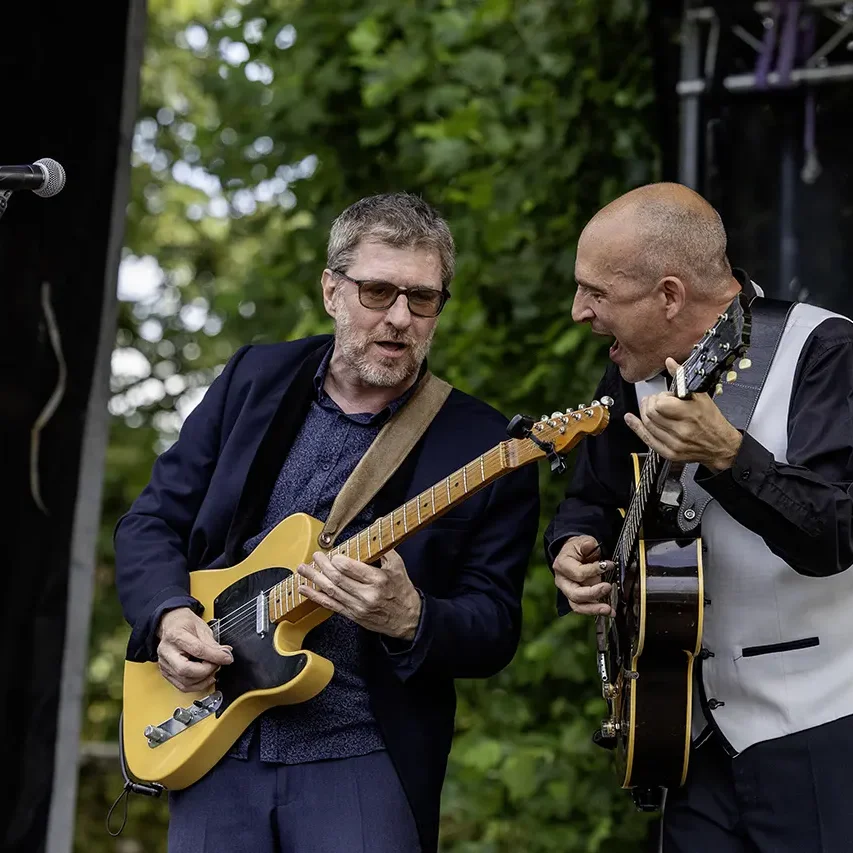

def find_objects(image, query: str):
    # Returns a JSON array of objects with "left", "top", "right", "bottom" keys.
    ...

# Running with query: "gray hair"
[
  {"left": 327, "top": 192, "right": 456, "bottom": 289},
  {"left": 634, "top": 199, "right": 732, "bottom": 293}
]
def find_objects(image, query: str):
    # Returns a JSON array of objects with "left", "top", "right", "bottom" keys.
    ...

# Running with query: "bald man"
[{"left": 545, "top": 183, "right": 853, "bottom": 853}]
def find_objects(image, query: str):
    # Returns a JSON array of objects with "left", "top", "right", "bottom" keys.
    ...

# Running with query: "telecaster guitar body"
[
  {"left": 123, "top": 513, "right": 334, "bottom": 790},
  {"left": 122, "top": 402, "right": 612, "bottom": 791}
]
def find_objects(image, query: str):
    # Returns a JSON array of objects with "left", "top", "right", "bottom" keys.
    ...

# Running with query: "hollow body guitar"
[
  {"left": 123, "top": 401, "right": 612, "bottom": 791},
  {"left": 594, "top": 297, "right": 751, "bottom": 810}
]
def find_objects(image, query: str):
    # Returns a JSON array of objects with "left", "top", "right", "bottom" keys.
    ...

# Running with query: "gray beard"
[{"left": 333, "top": 307, "right": 434, "bottom": 388}]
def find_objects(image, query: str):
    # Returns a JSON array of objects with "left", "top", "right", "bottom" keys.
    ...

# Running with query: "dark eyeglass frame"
[{"left": 331, "top": 269, "right": 450, "bottom": 318}]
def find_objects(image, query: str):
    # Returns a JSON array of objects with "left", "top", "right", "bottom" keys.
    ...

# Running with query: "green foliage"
[{"left": 81, "top": 0, "right": 659, "bottom": 849}]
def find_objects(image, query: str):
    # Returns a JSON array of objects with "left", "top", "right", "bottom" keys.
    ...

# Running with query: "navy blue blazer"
[{"left": 114, "top": 334, "right": 540, "bottom": 852}]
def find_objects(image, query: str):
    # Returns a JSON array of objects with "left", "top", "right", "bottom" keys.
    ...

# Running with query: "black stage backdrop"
[
  {"left": 649, "top": 0, "right": 853, "bottom": 314},
  {"left": 0, "top": 2, "right": 145, "bottom": 851}
]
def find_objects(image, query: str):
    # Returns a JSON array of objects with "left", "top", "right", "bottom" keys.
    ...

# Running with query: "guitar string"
[{"left": 211, "top": 442, "right": 516, "bottom": 638}]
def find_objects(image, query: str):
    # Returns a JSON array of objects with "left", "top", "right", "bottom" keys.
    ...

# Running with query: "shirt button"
[{"left": 322, "top": 464, "right": 331, "bottom": 472}]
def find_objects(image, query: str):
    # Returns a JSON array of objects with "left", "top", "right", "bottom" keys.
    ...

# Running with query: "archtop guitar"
[
  {"left": 123, "top": 401, "right": 612, "bottom": 790},
  {"left": 593, "top": 297, "right": 751, "bottom": 810}
]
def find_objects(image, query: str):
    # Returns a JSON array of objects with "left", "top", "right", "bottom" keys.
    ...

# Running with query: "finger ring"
[{"left": 599, "top": 560, "right": 607, "bottom": 571}]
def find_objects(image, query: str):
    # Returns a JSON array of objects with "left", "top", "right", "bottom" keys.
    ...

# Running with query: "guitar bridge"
[{"left": 143, "top": 691, "right": 224, "bottom": 748}]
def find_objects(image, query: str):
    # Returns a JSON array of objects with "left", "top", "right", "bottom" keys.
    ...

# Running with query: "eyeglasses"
[{"left": 331, "top": 269, "right": 450, "bottom": 318}]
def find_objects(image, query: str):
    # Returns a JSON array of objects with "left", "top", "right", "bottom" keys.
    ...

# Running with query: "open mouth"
[{"left": 374, "top": 340, "right": 407, "bottom": 357}]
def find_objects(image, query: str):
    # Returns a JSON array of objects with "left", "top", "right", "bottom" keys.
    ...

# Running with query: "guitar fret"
[
  {"left": 378, "top": 519, "right": 383, "bottom": 550},
  {"left": 446, "top": 478, "right": 451, "bottom": 506},
  {"left": 480, "top": 455, "right": 485, "bottom": 482},
  {"left": 356, "top": 533, "right": 361, "bottom": 562},
  {"left": 463, "top": 465, "right": 468, "bottom": 492},
  {"left": 431, "top": 484, "right": 436, "bottom": 514},
  {"left": 403, "top": 504, "right": 409, "bottom": 533},
  {"left": 416, "top": 497, "right": 422, "bottom": 524}
]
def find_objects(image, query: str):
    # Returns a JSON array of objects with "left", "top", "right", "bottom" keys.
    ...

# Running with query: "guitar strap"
[
  {"left": 675, "top": 296, "right": 795, "bottom": 533},
  {"left": 316, "top": 371, "right": 453, "bottom": 549}
]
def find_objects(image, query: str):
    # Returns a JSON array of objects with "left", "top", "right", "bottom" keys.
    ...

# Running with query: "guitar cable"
[{"left": 106, "top": 713, "right": 165, "bottom": 836}]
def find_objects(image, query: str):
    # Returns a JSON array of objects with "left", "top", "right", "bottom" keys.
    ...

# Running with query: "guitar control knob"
[
  {"left": 144, "top": 725, "right": 169, "bottom": 743},
  {"left": 173, "top": 707, "right": 193, "bottom": 725}
]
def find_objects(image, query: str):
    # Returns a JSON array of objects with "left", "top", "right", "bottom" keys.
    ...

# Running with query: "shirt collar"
[
  {"left": 732, "top": 267, "right": 759, "bottom": 302},
  {"left": 313, "top": 345, "right": 428, "bottom": 425}
]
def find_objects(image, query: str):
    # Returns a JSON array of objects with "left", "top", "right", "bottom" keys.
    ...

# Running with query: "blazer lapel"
[{"left": 224, "top": 338, "right": 332, "bottom": 564}]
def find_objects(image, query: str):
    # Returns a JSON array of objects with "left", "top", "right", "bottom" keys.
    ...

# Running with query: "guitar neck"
[
  {"left": 613, "top": 449, "right": 666, "bottom": 566},
  {"left": 267, "top": 435, "right": 540, "bottom": 624}
]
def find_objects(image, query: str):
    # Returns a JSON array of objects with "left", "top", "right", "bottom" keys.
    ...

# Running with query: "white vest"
[{"left": 637, "top": 303, "right": 853, "bottom": 753}]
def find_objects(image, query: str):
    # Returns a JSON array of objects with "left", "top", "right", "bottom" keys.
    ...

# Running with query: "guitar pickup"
[{"left": 144, "top": 692, "right": 223, "bottom": 748}]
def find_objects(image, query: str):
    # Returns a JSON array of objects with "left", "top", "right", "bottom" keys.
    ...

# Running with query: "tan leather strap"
[{"left": 317, "top": 372, "right": 452, "bottom": 549}]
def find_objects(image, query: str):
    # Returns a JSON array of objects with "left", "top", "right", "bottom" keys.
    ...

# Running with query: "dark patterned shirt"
[{"left": 230, "top": 348, "right": 418, "bottom": 764}]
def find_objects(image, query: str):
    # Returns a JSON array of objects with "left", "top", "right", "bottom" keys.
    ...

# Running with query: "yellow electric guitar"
[{"left": 122, "top": 400, "right": 612, "bottom": 791}]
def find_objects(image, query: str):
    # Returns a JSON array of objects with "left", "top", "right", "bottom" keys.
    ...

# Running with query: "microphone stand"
[{"left": 0, "top": 190, "right": 11, "bottom": 222}]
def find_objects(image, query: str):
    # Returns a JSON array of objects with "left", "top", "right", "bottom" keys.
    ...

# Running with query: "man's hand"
[
  {"left": 553, "top": 535, "right": 615, "bottom": 616},
  {"left": 156, "top": 607, "right": 233, "bottom": 693},
  {"left": 297, "top": 549, "right": 422, "bottom": 641},
  {"left": 624, "top": 357, "right": 743, "bottom": 472}
]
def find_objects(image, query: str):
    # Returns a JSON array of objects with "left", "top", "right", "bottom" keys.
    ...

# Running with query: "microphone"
[{"left": 0, "top": 158, "right": 66, "bottom": 197}]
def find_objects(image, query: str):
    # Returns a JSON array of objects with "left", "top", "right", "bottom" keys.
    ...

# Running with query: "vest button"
[
  {"left": 740, "top": 468, "right": 751, "bottom": 480},
  {"left": 708, "top": 698, "right": 725, "bottom": 710},
  {"left": 699, "top": 648, "right": 715, "bottom": 659}
]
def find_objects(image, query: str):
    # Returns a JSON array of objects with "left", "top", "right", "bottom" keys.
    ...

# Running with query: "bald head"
[{"left": 580, "top": 182, "right": 732, "bottom": 296}]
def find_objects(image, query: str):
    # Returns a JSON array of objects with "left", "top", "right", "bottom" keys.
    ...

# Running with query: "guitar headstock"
[
  {"left": 674, "top": 293, "right": 752, "bottom": 399},
  {"left": 507, "top": 399, "right": 613, "bottom": 470}
]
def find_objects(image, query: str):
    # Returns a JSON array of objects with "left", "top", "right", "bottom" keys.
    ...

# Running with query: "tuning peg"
[
  {"left": 540, "top": 415, "right": 548, "bottom": 422},
  {"left": 590, "top": 400, "right": 600, "bottom": 407},
  {"left": 726, "top": 370, "right": 737, "bottom": 382},
  {"left": 601, "top": 396, "right": 614, "bottom": 407},
  {"left": 564, "top": 407, "right": 575, "bottom": 414},
  {"left": 738, "top": 357, "right": 751, "bottom": 369},
  {"left": 577, "top": 403, "right": 587, "bottom": 409},
  {"left": 551, "top": 411, "right": 563, "bottom": 418}
]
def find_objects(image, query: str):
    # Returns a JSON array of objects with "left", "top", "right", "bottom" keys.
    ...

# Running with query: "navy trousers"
[
  {"left": 662, "top": 715, "right": 853, "bottom": 853},
  {"left": 167, "top": 742, "right": 421, "bottom": 853}
]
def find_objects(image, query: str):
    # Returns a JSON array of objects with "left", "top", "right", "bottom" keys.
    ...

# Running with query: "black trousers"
[{"left": 662, "top": 715, "right": 853, "bottom": 853}]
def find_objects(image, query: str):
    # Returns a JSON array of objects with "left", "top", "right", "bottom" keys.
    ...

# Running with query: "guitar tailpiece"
[{"left": 107, "top": 713, "right": 164, "bottom": 837}]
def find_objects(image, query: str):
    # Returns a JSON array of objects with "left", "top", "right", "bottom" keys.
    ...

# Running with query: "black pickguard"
[{"left": 212, "top": 567, "right": 307, "bottom": 714}]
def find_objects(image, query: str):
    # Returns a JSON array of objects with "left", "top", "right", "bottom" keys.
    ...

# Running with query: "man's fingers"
[
  {"left": 297, "top": 582, "right": 347, "bottom": 616},
  {"left": 625, "top": 412, "right": 663, "bottom": 452},
  {"left": 555, "top": 577, "right": 614, "bottom": 616},
  {"left": 299, "top": 561, "right": 358, "bottom": 607},
  {"left": 554, "top": 557, "right": 613, "bottom": 584},
  {"left": 556, "top": 577, "right": 612, "bottom": 604},
  {"left": 328, "top": 553, "right": 381, "bottom": 585},
  {"left": 176, "top": 630, "right": 233, "bottom": 665},
  {"left": 158, "top": 643, "right": 220, "bottom": 682}
]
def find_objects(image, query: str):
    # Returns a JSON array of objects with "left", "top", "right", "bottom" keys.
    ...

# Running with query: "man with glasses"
[{"left": 114, "top": 192, "right": 540, "bottom": 853}]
